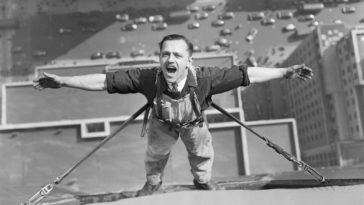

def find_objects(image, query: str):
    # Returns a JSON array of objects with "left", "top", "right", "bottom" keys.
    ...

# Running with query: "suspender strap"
[
  {"left": 140, "top": 105, "right": 151, "bottom": 137},
  {"left": 155, "top": 70, "right": 163, "bottom": 118},
  {"left": 141, "top": 69, "right": 161, "bottom": 137},
  {"left": 189, "top": 87, "right": 202, "bottom": 118}
]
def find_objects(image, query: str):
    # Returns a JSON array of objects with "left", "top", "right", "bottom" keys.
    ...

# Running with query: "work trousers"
[{"left": 145, "top": 117, "right": 214, "bottom": 185}]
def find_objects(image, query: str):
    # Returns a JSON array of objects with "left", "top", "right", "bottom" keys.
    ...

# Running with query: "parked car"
[
  {"left": 220, "top": 28, "right": 232, "bottom": 36},
  {"left": 211, "top": 19, "right": 224, "bottom": 27},
  {"left": 203, "top": 4, "right": 216, "bottom": 12},
  {"left": 32, "top": 50, "right": 47, "bottom": 58},
  {"left": 276, "top": 11, "right": 293, "bottom": 19},
  {"left": 90, "top": 52, "right": 103, "bottom": 59},
  {"left": 81, "top": 27, "right": 97, "bottom": 32},
  {"left": 134, "top": 17, "right": 147, "bottom": 24},
  {"left": 130, "top": 49, "right": 145, "bottom": 57},
  {"left": 308, "top": 20, "right": 320, "bottom": 27},
  {"left": 261, "top": 18, "right": 275, "bottom": 25},
  {"left": 195, "top": 12, "right": 209, "bottom": 20},
  {"left": 333, "top": 19, "right": 343, "bottom": 24},
  {"left": 115, "top": 14, "right": 129, "bottom": 22},
  {"left": 106, "top": 51, "right": 121, "bottom": 59},
  {"left": 12, "top": 46, "right": 23, "bottom": 53},
  {"left": 341, "top": 6, "right": 355, "bottom": 14},
  {"left": 58, "top": 28, "right": 73, "bottom": 34},
  {"left": 152, "top": 22, "right": 168, "bottom": 31},
  {"left": 205, "top": 44, "right": 221, "bottom": 52},
  {"left": 192, "top": 45, "right": 202, "bottom": 53},
  {"left": 188, "top": 6, "right": 200, "bottom": 12},
  {"left": 218, "top": 11, "right": 234, "bottom": 20},
  {"left": 247, "top": 12, "right": 264, "bottom": 21},
  {"left": 297, "top": 14, "right": 315, "bottom": 21},
  {"left": 245, "top": 28, "right": 258, "bottom": 42},
  {"left": 149, "top": 15, "right": 164, "bottom": 23},
  {"left": 122, "top": 23, "right": 137, "bottom": 31},
  {"left": 215, "top": 37, "right": 232, "bottom": 47},
  {"left": 188, "top": 21, "right": 200, "bottom": 29},
  {"left": 360, "top": 18, "right": 364, "bottom": 23},
  {"left": 234, "top": 24, "right": 243, "bottom": 30},
  {"left": 283, "top": 23, "right": 296, "bottom": 32}
]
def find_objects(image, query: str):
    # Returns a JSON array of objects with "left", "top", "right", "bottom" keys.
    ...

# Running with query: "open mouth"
[{"left": 166, "top": 66, "right": 177, "bottom": 73}]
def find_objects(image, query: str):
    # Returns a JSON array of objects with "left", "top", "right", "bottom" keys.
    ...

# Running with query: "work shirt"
[{"left": 106, "top": 65, "right": 250, "bottom": 111}]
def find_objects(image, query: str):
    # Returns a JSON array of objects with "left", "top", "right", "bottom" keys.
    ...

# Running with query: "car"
[
  {"left": 308, "top": 20, "right": 320, "bottom": 27},
  {"left": 245, "top": 28, "right": 258, "bottom": 42},
  {"left": 245, "top": 55, "right": 258, "bottom": 67},
  {"left": 122, "top": 23, "right": 137, "bottom": 31},
  {"left": 192, "top": 45, "right": 202, "bottom": 53},
  {"left": 341, "top": 6, "right": 355, "bottom": 14},
  {"left": 203, "top": 4, "right": 216, "bottom": 11},
  {"left": 195, "top": 12, "right": 208, "bottom": 20},
  {"left": 215, "top": 38, "right": 232, "bottom": 47},
  {"left": 333, "top": 19, "right": 343, "bottom": 24},
  {"left": 205, "top": 45, "right": 221, "bottom": 52},
  {"left": 218, "top": 12, "right": 234, "bottom": 20},
  {"left": 360, "top": 18, "right": 364, "bottom": 23},
  {"left": 152, "top": 22, "right": 168, "bottom": 31},
  {"left": 188, "top": 22, "right": 200, "bottom": 29},
  {"left": 297, "top": 14, "right": 315, "bottom": 21},
  {"left": 276, "top": 11, "right": 293, "bottom": 19},
  {"left": 32, "top": 50, "right": 47, "bottom": 58},
  {"left": 90, "top": 52, "right": 103, "bottom": 60},
  {"left": 211, "top": 19, "right": 224, "bottom": 27},
  {"left": 234, "top": 24, "right": 243, "bottom": 31},
  {"left": 130, "top": 49, "right": 145, "bottom": 57},
  {"left": 134, "top": 17, "right": 147, "bottom": 24},
  {"left": 220, "top": 28, "right": 232, "bottom": 36},
  {"left": 58, "top": 28, "right": 73, "bottom": 34},
  {"left": 72, "top": 11, "right": 83, "bottom": 18},
  {"left": 78, "top": 17, "right": 97, "bottom": 27},
  {"left": 247, "top": 12, "right": 264, "bottom": 21},
  {"left": 188, "top": 5, "right": 200, "bottom": 12},
  {"left": 149, "top": 15, "right": 164, "bottom": 23},
  {"left": 115, "top": 14, "right": 129, "bottom": 22},
  {"left": 12, "top": 46, "right": 23, "bottom": 53},
  {"left": 283, "top": 23, "right": 296, "bottom": 32},
  {"left": 81, "top": 27, "right": 97, "bottom": 32},
  {"left": 261, "top": 18, "right": 275, "bottom": 25},
  {"left": 105, "top": 51, "right": 121, "bottom": 59}
]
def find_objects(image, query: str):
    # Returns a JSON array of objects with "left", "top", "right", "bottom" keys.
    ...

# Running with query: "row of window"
[
  {"left": 303, "top": 151, "right": 338, "bottom": 168},
  {"left": 299, "top": 132, "right": 326, "bottom": 146},
  {"left": 295, "top": 106, "right": 322, "bottom": 123}
]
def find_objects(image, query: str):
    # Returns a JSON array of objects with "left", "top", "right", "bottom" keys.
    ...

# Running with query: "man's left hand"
[{"left": 284, "top": 64, "right": 313, "bottom": 81}]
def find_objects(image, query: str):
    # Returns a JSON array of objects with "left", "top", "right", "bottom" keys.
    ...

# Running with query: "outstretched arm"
[
  {"left": 247, "top": 64, "right": 313, "bottom": 83},
  {"left": 33, "top": 72, "right": 107, "bottom": 91}
]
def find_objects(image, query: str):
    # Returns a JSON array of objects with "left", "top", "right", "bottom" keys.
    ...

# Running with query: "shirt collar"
[{"left": 160, "top": 67, "right": 197, "bottom": 91}]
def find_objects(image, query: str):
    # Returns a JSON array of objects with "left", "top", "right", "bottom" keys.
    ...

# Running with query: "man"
[{"left": 33, "top": 34, "right": 313, "bottom": 196}]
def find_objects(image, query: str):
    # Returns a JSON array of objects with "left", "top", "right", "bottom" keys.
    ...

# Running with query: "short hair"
[{"left": 159, "top": 34, "right": 194, "bottom": 56}]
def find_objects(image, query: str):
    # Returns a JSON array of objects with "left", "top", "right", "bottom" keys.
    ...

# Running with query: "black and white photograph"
[{"left": 0, "top": 0, "right": 364, "bottom": 204}]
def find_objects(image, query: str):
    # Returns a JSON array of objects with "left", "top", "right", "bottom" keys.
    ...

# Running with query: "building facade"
[
  {"left": 335, "top": 26, "right": 364, "bottom": 166},
  {"left": 281, "top": 24, "right": 364, "bottom": 168}
]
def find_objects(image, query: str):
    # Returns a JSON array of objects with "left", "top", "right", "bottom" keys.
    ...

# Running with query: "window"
[{"left": 81, "top": 121, "right": 110, "bottom": 138}]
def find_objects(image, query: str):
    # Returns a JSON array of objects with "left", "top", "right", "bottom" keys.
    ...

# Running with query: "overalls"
[{"left": 144, "top": 70, "right": 214, "bottom": 185}]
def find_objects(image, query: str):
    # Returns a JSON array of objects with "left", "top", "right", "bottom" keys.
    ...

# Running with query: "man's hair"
[{"left": 159, "top": 34, "right": 194, "bottom": 56}]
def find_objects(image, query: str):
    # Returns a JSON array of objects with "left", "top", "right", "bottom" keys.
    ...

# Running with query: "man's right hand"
[{"left": 33, "top": 72, "right": 63, "bottom": 90}]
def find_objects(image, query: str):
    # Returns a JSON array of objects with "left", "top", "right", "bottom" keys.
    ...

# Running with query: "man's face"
[{"left": 159, "top": 39, "right": 192, "bottom": 84}]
